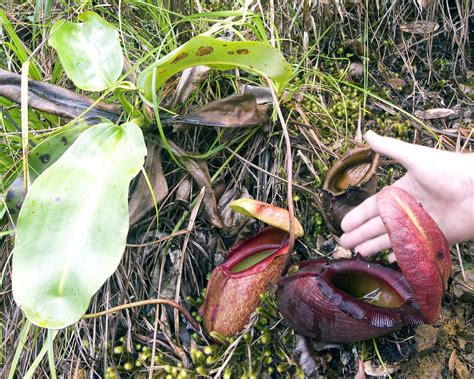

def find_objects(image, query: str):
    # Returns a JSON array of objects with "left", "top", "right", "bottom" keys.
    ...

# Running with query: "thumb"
[{"left": 365, "top": 130, "right": 433, "bottom": 170}]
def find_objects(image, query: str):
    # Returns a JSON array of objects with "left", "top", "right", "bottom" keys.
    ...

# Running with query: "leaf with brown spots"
[
  {"left": 138, "top": 35, "right": 292, "bottom": 102},
  {"left": 171, "top": 52, "right": 189, "bottom": 64},
  {"left": 196, "top": 46, "right": 213, "bottom": 56}
]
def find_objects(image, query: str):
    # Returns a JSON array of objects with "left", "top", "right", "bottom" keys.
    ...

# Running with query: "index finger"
[{"left": 340, "top": 194, "right": 378, "bottom": 232}]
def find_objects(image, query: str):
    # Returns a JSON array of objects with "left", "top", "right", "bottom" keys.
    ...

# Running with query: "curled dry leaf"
[
  {"left": 129, "top": 143, "right": 168, "bottom": 226},
  {"left": 0, "top": 69, "right": 121, "bottom": 122},
  {"left": 415, "top": 108, "right": 456, "bottom": 120},
  {"left": 241, "top": 84, "right": 274, "bottom": 104},
  {"left": 218, "top": 186, "right": 253, "bottom": 237},
  {"left": 167, "top": 65, "right": 210, "bottom": 108},
  {"left": 168, "top": 140, "right": 223, "bottom": 228},
  {"left": 173, "top": 93, "right": 269, "bottom": 130},
  {"left": 230, "top": 198, "right": 304, "bottom": 237},
  {"left": 400, "top": 21, "right": 439, "bottom": 35},
  {"left": 175, "top": 175, "right": 192, "bottom": 204}
]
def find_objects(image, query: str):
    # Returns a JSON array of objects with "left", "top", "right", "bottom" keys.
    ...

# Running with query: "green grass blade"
[
  {"left": 23, "top": 329, "right": 58, "bottom": 379},
  {"left": 0, "top": 9, "right": 42, "bottom": 80},
  {"left": 7, "top": 319, "right": 31, "bottom": 379}
]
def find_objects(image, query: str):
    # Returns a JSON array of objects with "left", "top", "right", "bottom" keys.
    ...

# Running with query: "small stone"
[
  {"left": 333, "top": 246, "right": 352, "bottom": 260},
  {"left": 349, "top": 62, "right": 364, "bottom": 78},
  {"left": 452, "top": 270, "right": 474, "bottom": 303},
  {"left": 388, "top": 77, "right": 407, "bottom": 90},
  {"left": 363, "top": 360, "right": 397, "bottom": 377},
  {"left": 412, "top": 360, "right": 443, "bottom": 378},
  {"left": 415, "top": 325, "right": 439, "bottom": 353}
]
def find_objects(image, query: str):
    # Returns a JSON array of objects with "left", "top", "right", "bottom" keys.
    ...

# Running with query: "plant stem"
[
  {"left": 82, "top": 298, "right": 200, "bottom": 331},
  {"left": 47, "top": 330, "right": 57, "bottom": 379}
]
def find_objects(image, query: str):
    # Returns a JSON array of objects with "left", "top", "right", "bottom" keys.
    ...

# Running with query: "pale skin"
[{"left": 340, "top": 131, "right": 474, "bottom": 259}]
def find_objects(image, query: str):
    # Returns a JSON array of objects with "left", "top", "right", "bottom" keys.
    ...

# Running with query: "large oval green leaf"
[
  {"left": 4, "top": 121, "right": 92, "bottom": 222},
  {"left": 48, "top": 12, "right": 124, "bottom": 91},
  {"left": 137, "top": 35, "right": 292, "bottom": 102},
  {"left": 12, "top": 122, "right": 146, "bottom": 328}
]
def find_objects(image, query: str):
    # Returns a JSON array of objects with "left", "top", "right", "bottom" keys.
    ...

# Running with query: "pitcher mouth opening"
[
  {"left": 223, "top": 227, "right": 289, "bottom": 278},
  {"left": 323, "top": 146, "right": 380, "bottom": 196}
]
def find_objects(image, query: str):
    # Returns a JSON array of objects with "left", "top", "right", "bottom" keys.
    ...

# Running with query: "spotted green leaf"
[
  {"left": 12, "top": 122, "right": 146, "bottom": 328},
  {"left": 4, "top": 121, "right": 91, "bottom": 221},
  {"left": 137, "top": 35, "right": 292, "bottom": 102}
]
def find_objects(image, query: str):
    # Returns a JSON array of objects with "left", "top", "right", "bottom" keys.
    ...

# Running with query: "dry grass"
[{"left": 0, "top": 0, "right": 472, "bottom": 378}]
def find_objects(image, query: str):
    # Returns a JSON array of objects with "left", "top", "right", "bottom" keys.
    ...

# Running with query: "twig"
[
  {"left": 21, "top": 62, "right": 30, "bottom": 193},
  {"left": 81, "top": 299, "right": 200, "bottom": 331},
  {"left": 174, "top": 187, "right": 205, "bottom": 338},
  {"left": 265, "top": 76, "right": 296, "bottom": 258},
  {"left": 455, "top": 244, "right": 466, "bottom": 281},
  {"left": 126, "top": 229, "right": 190, "bottom": 247}
]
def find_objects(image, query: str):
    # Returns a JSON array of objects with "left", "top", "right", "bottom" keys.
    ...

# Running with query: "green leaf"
[
  {"left": 137, "top": 35, "right": 292, "bottom": 102},
  {"left": 12, "top": 122, "right": 146, "bottom": 328},
  {"left": 27, "top": 121, "right": 92, "bottom": 179},
  {"left": 0, "top": 200, "right": 6, "bottom": 222},
  {"left": 48, "top": 12, "right": 124, "bottom": 91},
  {"left": 3, "top": 121, "right": 92, "bottom": 222}
]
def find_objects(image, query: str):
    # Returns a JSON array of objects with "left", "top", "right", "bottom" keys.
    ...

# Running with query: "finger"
[
  {"left": 365, "top": 130, "right": 433, "bottom": 170},
  {"left": 354, "top": 233, "right": 391, "bottom": 256},
  {"left": 340, "top": 194, "right": 378, "bottom": 232},
  {"left": 340, "top": 216, "right": 386, "bottom": 249}
]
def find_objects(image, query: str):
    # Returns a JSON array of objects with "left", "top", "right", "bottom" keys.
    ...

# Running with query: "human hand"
[{"left": 340, "top": 131, "right": 474, "bottom": 257}]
